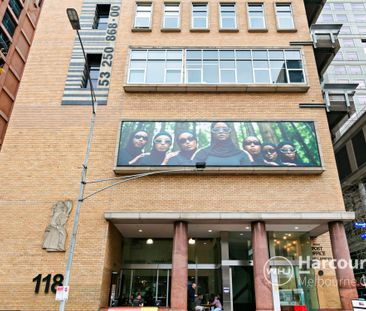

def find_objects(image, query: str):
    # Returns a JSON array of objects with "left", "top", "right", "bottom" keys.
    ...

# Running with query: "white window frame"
[
  {"left": 134, "top": 2, "right": 153, "bottom": 29},
  {"left": 275, "top": 3, "right": 295, "bottom": 30},
  {"left": 163, "top": 2, "right": 180, "bottom": 29},
  {"left": 191, "top": 3, "right": 208, "bottom": 29},
  {"left": 219, "top": 3, "right": 237, "bottom": 30},
  {"left": 247, "top": 3, "right": 266, "bottom": 30}
]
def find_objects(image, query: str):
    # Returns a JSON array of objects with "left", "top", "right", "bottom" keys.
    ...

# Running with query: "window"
[
  {"left": 335, "top": 147, "right": 351, "bottom": 181},
  {"left": 340, "top": 26, "right": 351, "bottom": 34},
  {"left": 348, "top": 66, "right": 362, "bottom": 74},
  {"left": 333, "top": 66, "right": 346, "bottom": 74},
  {"left": 323, "top": 3, "right": 330, "bottom": 11},
  {"left": 333, "top": 52, "right": 343, "bottom": 60},
  {"left": 0, "top": 29, "right": 11, "bottom": 55},
  {"left": 134, "top": 3, "right": 152, "bottom": 29},
  {"left": 321, "top": 14, "right": 333, "bottom": 22},
  {"left": 354, "top": 14, "right": 364, "bottom": 22},
  {"left": 192, "top": 3, "right": 208, "bottom": 29},
  {"left": 337, "top": 79, "right": 349, "bottom": 83},
  {"left": 127, "top": 48, "right": 306, "bottom": 85},
  {"left": 128, "top": 49, "right": 183, "bottom": 83},
  {"left": 351, "top": 3, "right": 364, "bottom": 10},
  {"left": 248, "top": 4, "right": 266, "bottom": 30},
  {"left": 9, "top": 0, "right": 22, "bottom": 18},
  {"left": 346, "top": 52, "right": 358, "bottom": 61},
  {"left": 163, "top": 3, "right": 180, "bottom": 29},
  {"left": 352, "top": 130, "right": 366, "bottom": 167},
  {"left": 332, "top": 3, "right": 344, "bottom": 10},
  {"left": 359, "top": 27, "right": 366, "bottom": 34},
  {"left": 2, "top": 10, "right": 17, "bottom": 37},
  {"left": 342, "top": 39, "right": 354, "bottom": 47},
  {"left": 275, "top": 4, "right": 295, "bottom": 30},
  {"left": 82, "top": 54, "right": 102, "bottom": 89},
  {"left": 93, "top": 4, "right": 110, "bottom": 30},
  {"left": 335, "top": 14, "right": 348, "bottom": 22},
  {"left": 220, "top": 3, "right": 236, "bottom": 29}
]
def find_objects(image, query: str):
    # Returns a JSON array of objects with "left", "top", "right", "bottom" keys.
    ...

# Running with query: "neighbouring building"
[
  {"left": 317, "top": 0, "right": 366, "bottom": 297},
  {"left": 0, "top": 0, "right": 43, "bottom": 150},
  {"left": 0, "top": 0, "right": 360, "bottom": 310}
]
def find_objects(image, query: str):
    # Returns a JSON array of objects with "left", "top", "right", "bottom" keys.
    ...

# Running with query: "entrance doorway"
[{"left": 230, "top": 266, "right": 255, "bottom": 311}]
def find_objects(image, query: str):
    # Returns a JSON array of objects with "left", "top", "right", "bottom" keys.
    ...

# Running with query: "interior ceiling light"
[
  {"left": 208, "top": 229, "right": 212, "bottom": 232},
  {"left": 138, "top": 229, "right": 143, "bottom": 232},
  {"left": 245, "top": 226, "right": 250, "bottom": 230},
  {"left": 294, "top": 226, "right": 299, "bottom": 230},
  {"left": 146, "top": 238, "right": 154, "bottom": 245},
  {"left": 188, "top": 238, "right": 196, "bottom": 245}
]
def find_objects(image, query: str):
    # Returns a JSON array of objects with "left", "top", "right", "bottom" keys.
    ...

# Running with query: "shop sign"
[
  {"left": 116, "top": 120, "right": 322, "bottom": 173},
  {"left": 354, "top": 222, "right": 366, "bottom": 229}
]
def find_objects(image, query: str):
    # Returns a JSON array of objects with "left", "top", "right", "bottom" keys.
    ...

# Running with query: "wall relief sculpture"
[{"left": 42, "top": 200, "right": 73, "bottom": 252}]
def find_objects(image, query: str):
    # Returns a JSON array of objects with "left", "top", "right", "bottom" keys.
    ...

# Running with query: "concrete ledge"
[{"left": 123, "top": 84, "right": 310, "bottom": 93}]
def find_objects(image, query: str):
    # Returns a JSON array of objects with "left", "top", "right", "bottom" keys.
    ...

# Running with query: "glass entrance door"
[{"left": 230, "top": 266, "right": 255, "bottom": 311}]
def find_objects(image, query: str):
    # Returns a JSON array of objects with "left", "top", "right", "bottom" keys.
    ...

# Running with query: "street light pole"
[{"left": 60, "top": 9, "right": 98, "bottom": 311}]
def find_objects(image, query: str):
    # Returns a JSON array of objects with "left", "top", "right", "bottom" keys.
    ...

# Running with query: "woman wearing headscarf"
[
  {"left": 167, "top": 131, "right": 198, "bottom": 166},
  {"left": 193, "top": 122, "right": 251, "bottom": 166},
  {"left": 277, "top": 141, "right": 303, "bottom": 166},
  {"left": 138, "top": 131, "right": 173, "bottom": 165},
  {"left": 117, "top": 130, "right": 149, "bottom": 165}
]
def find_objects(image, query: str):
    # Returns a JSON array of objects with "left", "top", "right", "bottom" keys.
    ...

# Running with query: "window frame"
[
  {"left": 127, "top": 48, "right": 307, "bottom": 86},
  {"left": 274, "top": 3, "right": 296, "bottom": 31},
  {"left": 219, "top": 3, "right": 237, "bottom": 30},
  {"left": 191, "top": 3, "right": 209, "bottom": 30},
  {"left": 134, "top": 2, "right": 153, "bottom": 30},
  {"left": 247, "top": 3, "right": 267, "bottom": 31},
  {"left": 93, "top": 4, "right": 111, "bottom": 30},
  {"left": 162, "top": 2, "right": 181, "bottom": 30}
]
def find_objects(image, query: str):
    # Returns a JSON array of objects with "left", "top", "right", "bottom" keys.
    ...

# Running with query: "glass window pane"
[
  {"left": 253, "top": 60, "right": 268, "bottom": 68},
  {"left": 237, "top": 60, "right": 253, "bottom": 83},
  {"left": 187, "top": 60, "right": 201, "bottom": 68},
  {"left": 221, "top": 70, "right": 236, "bottom": 83},
  {"left": 203, "top": 61, "right": 219, "bottom": 83},
  {"left": 186, "top": 50, "right": 202, "bottom": 60},
  {"left": 129, "top": 70, "right": 145, "bottom": 83},
  {"left": 187, "top": 70, "right": 201, "bottom": 83},
  {"left": 270, "top": 60, "right": 285, "bottom": 68},
  {"left": 164, "top": 17, "right": 179, "bottom": 28},
  {"left": 166, "top": 70, "right": 181, "bottom": 83},
  {"left": 166, "top": 60, "right": 182, "bottom": 69},
  {"left": 286, "top": 60, "right": 302, "bottom": 69},
  {"left": 222, "top": 18, "right": 236, "bottom": 28},
  {"left": 236, "top": 50, "right": 251, "bottom": 59},
  {"left": 250, "top": 18, "right": 265, "bottom": 29},
  {"left": 130, "top": 60, "right": 146, "bottom": 69},
  {"left": 268, "top": 51, "right": 284, "bottom": 59},
  {"left": 252, "top": 50, "right": 268, "bottom": 59},
  {"left": 220, "top": 60, "right": 235, "bottom": 68},
  {"left": 131, "top": 50, "right": 147, "bottom": 59},
  {"left": 146, "top": 61, "right": 165, "bottom": 83},
  {"left": 148, "top": 50, "right": 166, "bottom": 59},
  {"left": 289, "top": 70, "right": 304, "bottom": 83},
  {"left": 285, "top": 50, "right": 301, "bottom": 60},
  {"left": 254, "top": 70, "right": 270, "bottom": 83},
  {"left": 203, "top": 50, "right": 218, "bottom": 59},
  {"left": 219, "top": 50, "right": 235, "bottom": 59},
  {"left": 271, "top": 68, "right": 287, "bottom": 83},
  {"left": 166, "top": 50, "right": 182, "bottom": 59}
]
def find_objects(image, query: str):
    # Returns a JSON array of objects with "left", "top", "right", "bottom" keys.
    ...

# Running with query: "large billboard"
[{"left": 116, "top": 121, "right": 322, "bottom": 171}]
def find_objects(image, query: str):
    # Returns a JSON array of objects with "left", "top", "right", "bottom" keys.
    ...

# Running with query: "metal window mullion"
[
  {"left": 200, "top": 50, "right": 204, "bottom": 83},
  {"left": 251, "top": 49, "right": 255, "bottom": 84},
  {"left": 155, "top": 269, "right": 159, "bottom": 302},
  {"left": 144, "top": 50, "right": 148, "bottom": 83}
]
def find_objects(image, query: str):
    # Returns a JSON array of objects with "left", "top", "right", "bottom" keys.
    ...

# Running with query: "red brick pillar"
[
  {"left": 329, "top": 221, "right": 358, "bottom": 310},
  {"left": 252, "top": 221, "right": 274, "bottom": 311},
  {"left": 171, "top": 221, "right": 188, "bottom": 311}
]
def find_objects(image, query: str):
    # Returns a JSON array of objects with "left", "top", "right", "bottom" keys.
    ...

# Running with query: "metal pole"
[{"left": 59, "top": 30, "right": 98, "bottom": 311}]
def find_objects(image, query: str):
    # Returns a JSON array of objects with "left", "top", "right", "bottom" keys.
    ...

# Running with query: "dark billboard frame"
[{"left": 114, "top": 120, "right": 324, "bottom": 174}]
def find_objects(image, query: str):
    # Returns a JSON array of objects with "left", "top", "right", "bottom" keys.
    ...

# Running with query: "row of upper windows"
[
  {"left": 133, "top": 2, "right": 296, "bottom": 31},
  {"left": 83, "top": 48, "right": 306, "bottom": 90}
]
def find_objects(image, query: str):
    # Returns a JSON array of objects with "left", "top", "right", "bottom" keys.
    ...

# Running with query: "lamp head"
[{"left": 67, "top": 8, "right": 81, "bottom": 30}]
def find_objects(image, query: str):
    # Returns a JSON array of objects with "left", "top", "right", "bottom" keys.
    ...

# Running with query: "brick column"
[
  {"left": 171, "top": 221, "right": 188, "bottom": 311},
  {"left": 252, "top": 221, "right": 273, "bottom": 311},
  {"left": 329, "top": 221, "right": 358, "bottom": 311}
]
